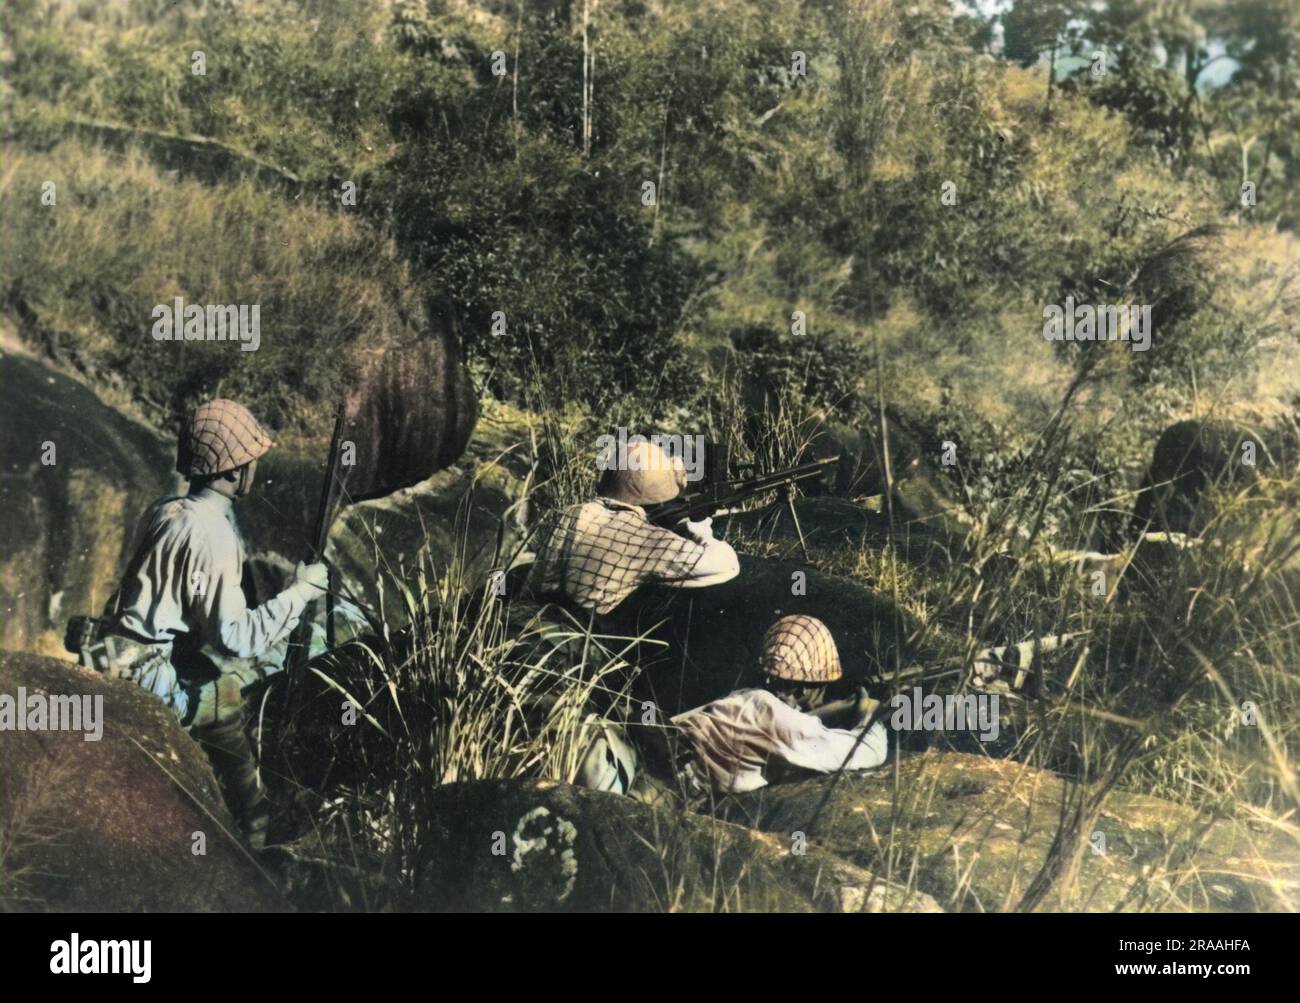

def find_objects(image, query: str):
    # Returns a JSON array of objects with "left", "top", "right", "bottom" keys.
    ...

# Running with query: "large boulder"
[
  {"left": 0, "top": 351, "right": 174, "bottom": 655},
  {"left": 0, "top": 336, "right": 490, "bottom": 651},
  {"left": 414, "top": 778, "right": 941, "bottom": 912},
  {"left": 0, "top": 650, "right": 285, "bottom": 911},
  {"left": 1130, "top": 417, "right": 1298, "bottom": 536},
  {"left": 715, "top": 751, "right": 1299, "bottom": 912}
]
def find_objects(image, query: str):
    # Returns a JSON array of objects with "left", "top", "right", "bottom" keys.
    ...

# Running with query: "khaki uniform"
[
  {"left": 95, "top": 486, "right": 317, "bottom": 846},
  {"left": 673, "top": 689, "right": 888, "bottom": 793}
]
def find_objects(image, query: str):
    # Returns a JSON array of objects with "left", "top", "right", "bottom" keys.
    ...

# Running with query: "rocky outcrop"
[
  {"left": 0, "top": 352, "right": 174, "bottom": 655},
  {"left": 0, "top": 651, "right": 285, "bottom": 911},
  {"left": 1131, "top": 417, "right": 1298, "bottom": 536},
  {"left": 715, "top": 752, "right": 1300, "bottom": 912},
  {"left": 415, "top": 778, "right": 941, "bottom": 912},
  {"left": 0, "top": 346, "right": 504, "bottom": 647}
]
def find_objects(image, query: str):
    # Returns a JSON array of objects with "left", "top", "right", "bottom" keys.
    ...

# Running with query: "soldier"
[
  {"left": 528, "top": 438, "right": 740, "bottom": 615},
  {"left": 84, "top": 399, "right": 329, "bottom": 848},
  {"left": 670, "top": 615, "right": 888, "bottom": 794}
]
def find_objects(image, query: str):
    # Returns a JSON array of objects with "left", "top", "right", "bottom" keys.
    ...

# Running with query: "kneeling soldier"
[{"left": 85, "top": 399, "right": 328, "bottom": 848}]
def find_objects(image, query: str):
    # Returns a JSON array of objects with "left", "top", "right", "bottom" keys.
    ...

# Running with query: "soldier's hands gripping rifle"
[{"left": 644, "top": 455, "right": 839, "bottom": 533}]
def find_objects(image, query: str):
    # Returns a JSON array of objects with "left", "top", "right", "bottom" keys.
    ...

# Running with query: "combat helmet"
[
  {"left": 760, "top": 615, "right": 842, "bottom": 684},
  {"left": 597, "top": 439, "right": 686, "bottom": 506},
  {"left": 177, "top": 399, "right": 275, "bottom": 478}
]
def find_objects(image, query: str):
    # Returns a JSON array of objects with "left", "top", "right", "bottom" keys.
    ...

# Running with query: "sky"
[{"left": 951, "top": 0, "right": 1241, "bottom": 90}]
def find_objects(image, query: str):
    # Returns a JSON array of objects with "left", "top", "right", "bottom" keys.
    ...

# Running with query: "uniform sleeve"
[
  {"left": 762, "top": 695, "right": 889, "bottom": 774},
  {"left": 668, "top": 536, "right": 740, "bottom": 588},
  {"left": 185, "top": 526, "right": 312, "bottom": 659},
  {"left": 646, "top": 526, "right": 741, "bottom": 589}
]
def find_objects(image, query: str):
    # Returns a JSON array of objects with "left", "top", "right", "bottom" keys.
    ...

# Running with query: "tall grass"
[
  {"left": 0, "top": 141, "right": 431, "bottom": 432},
  {"left": 295, "top": 493, "right": 650, "bottom": 906}
]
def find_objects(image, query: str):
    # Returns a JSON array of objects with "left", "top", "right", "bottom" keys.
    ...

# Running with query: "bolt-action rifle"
[{"left": 644, "top": 454, "right": 839, "bottom": 530}]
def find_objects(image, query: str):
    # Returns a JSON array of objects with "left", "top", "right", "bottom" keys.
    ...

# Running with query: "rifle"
[
  {"left": 286, "top": 403, "right": 347, "bottom": 672},
  {"left": 644, "top": 454, "right": 839, "bottom": 530},
  {"left": 813, "top": 630, "right": 1095, "bottom": 724},
  {"left": 858, "top": 631, "right": 1092, "bottom": 709}
]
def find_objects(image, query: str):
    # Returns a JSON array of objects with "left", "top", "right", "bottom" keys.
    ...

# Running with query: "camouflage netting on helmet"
[
  {"left": 760, "top": 615, "right": 842, "bottom": 683},
  {"left": 177, "top": 398, "right": 275, "bottom": 477}
]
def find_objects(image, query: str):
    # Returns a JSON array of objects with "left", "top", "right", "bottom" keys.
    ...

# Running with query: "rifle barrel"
[
  {"left": 647, "top": 455, "right": 838, "bottom": 527},
  {"left": 723, "top": 455, "right": 838, "bottom": 493}
]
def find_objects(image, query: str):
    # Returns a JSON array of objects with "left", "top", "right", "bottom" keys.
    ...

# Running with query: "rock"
[
  {"left": 2, "top": 321, "right": 485, "bottom": 648},
  {"left": 1131, "top": 417, "right": 1297, "bottom": 536},
  {"left": 415, "top": 778, "right": 941, "bottom": 912},
  {"left": 0, "top": 650, "right": 285, "bottom": 911},
  {"left": 0, "top": 352, "right": 174, "bottom": 655},
  {"left": 715, "top": 751, "right": 1299, "bottom": 912}
]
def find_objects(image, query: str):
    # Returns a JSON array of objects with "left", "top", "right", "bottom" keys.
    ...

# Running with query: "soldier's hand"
[
  {"left": 294, "top": 560, "right": 329, "bottom": 598},
  {"left": 683, "top": 517, "right": 714, "bottom": 542},
  {"left": 855, "top": 686, "right": 882, "bottom": 727}
]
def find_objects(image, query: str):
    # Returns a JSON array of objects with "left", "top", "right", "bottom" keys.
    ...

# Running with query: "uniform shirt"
[
  {"left": 672, "top": 688, "right": 889, "bottom": 794},
  {"left": 529, "top": 498, "right": 740, "bottom": 614},
  {"left": 106, "top": 487, "right": 311, "bottom": 659}
]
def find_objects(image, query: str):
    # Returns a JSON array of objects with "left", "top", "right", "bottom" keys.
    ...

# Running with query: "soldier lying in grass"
[{"left": 671, "top": 615, "right": 889, "bottom": 794}]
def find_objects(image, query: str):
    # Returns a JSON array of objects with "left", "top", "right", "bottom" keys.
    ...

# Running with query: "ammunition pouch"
[
  {"left": 66, "top": 615, "right": 179, "bottom": 679},
  {"left": 64, "top": 615, "right": 104, "bottom": 656},
  {"left": 77, "top": 633, "right": 128, "bottom": 674}
]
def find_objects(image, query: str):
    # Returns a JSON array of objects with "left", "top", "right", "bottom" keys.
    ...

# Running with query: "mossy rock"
[
  {"left": 0, "top": 651, "right": 285, "bottom": 912},
  {"left": 415, "top": 778, "right": 941, "bottom": 912},
  {"left": 1131, "top": 418, "right": 1298, "bottom": 536},
  {"left": 0, "top": 353, "right": 174, "bottom": 656}
]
